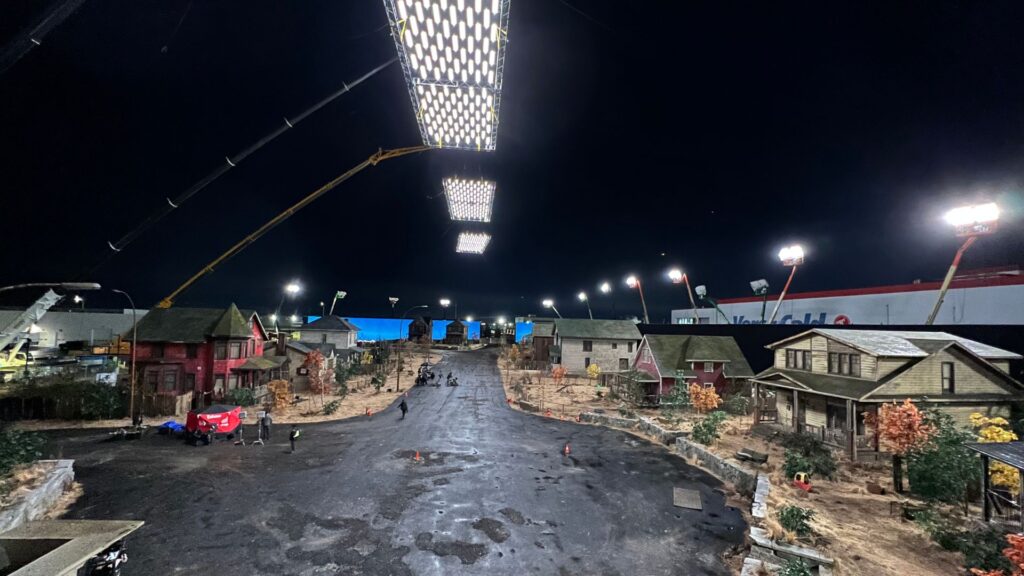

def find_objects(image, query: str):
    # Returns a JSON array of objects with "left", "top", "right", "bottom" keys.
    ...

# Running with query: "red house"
[
  {"left": 131, "top": 304, "right": 269, "bottom": 408},
  {"left": 632, "top": 334, "right": 753, "bottom": 403}
]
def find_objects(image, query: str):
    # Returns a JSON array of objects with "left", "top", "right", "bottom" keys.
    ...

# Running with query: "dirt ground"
[
  {"left": 0, "top": 462, "right": 49, "bottom": 508},
  {"left": 498, "top": 358, "right": 966, "bottom": 575},
  {"left": 13, "top": 350, "right": 442, "bottom": 430}
]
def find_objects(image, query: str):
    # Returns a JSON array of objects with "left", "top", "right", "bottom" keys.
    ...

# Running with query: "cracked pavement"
[{"left": 47, "top": 348, "right": 746, "bottom": 575}]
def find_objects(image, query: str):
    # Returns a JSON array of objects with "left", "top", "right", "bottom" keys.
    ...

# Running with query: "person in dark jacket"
[
  {"left": 289, "top": 424, "right": 300, "bottom": 453},
  {"left": 399, "top": 398, "right": 408, "bottom": 419},
  {"left": 260, "top": 411, "right": 273, "bottom": 441}
]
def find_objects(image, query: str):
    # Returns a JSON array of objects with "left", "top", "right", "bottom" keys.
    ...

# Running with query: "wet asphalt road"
[{"left": 48, "top": 349, "right": 745, "bottom": 575}]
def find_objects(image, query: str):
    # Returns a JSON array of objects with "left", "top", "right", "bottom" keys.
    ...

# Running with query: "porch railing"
[{"left": 800, "top": 423, "right": 873, "bottom": 451}]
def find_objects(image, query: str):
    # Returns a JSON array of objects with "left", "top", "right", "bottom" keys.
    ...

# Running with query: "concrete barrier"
[
  {"left": 517, "top": 400, "right": 541, "bottom": 413},
  {"left": 0, "top": 460, "right": 75, "bottom": 534},
  {"left": 579, "top": 412, "right": 639, "bottom": 430},
  {"left": 674, "top": 437, "right": 757, "bottom": 496}
]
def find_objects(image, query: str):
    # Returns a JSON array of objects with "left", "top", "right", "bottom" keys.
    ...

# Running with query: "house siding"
[
  {"left": 803, "top": 395, "right": 827, "bottom": 428},
  {"left": 810, "top": 336, "right": 828, "bottom": 373},
  {"left": 992, "top": 360, "right": 1011, "bottom": 374},
  {"left": 875, "top": 358, "right": 906, "bottom": 381},
  {"left": 874, "top": 348, "right": 1012, "bottom": 397},
  {"left": 560, "top": 338, "right": 636, "bottom": 374},
  {"left": 298, "top": 329, "right": 355, "bottom": 349},
  {"left": 939, "top": 404, "right": 1011, "bottom": 427}
]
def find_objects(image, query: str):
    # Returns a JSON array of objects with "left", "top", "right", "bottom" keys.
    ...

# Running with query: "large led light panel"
[
  {"left": 384, "top": 0, "right": 511, "bottom": 151},
  {"left": 456, "top": 232, "right": 491, "bottom": 254},
  {"left": 444, "top": 177, "right": 495, "bottom": 222}
]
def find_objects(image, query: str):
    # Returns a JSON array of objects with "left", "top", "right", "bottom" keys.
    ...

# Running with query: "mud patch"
[
  {"left": 472, "top": 517, "right": 510, "bottom": 543},
  {"left": 380, "top": 483, "right": 429, "bottom": 521},
  {"left": 415, "top": 532, "right": 487, "bottom": 565},
  {"left": 499, "top": 507, "right": 526, "bottom": 526},
  {"left": 432, "top": 477, "right": 450, "bottom": 486}
]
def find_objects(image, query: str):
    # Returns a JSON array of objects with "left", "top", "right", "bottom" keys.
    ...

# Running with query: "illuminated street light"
[
  {"left": 73, "top": 295, "right": 85, "bottom": 310},
  {"left": 497, "top": 316, "right": 506, "bottom": 325},
  {"left": 290, "top": 314, "right": 298, "bottom": 324},
  {"left": 767, "top": 245, "right": 805, "bottom": 324},
  {"left": 577, "top": 291, "right": 593, "bottom": 320},
  {"left": 465, "top": 315, "right": 474, "bottom": 322},
  {"left": 927, "top": 202, "right": 1001, "bottom": 324},
  {"left": 273, "top": 281, "right": 302, "bottom": 333},
  {"left": 625, "top": 275, "right": 649, "bottom": 324},
  {"left": 384, "top": 0, "right": 511, "bottom": 150},
  {"left": 444, "top": 177, "right": 495, "bottom": 222},
  {"left": 269, "top": 314, "right": 278, "bottom": 323},
  {"left": 599, "top": 282, "right": 611, "bottom": 294},
  {"left": 542, "top": 298, "right": 561, "bottom": 318},
  {"left": 667, "top": 268, "right": 699, "bottom": 323},
  {"left": 285, "top": 282, "right": 301, "bottom": 295},
  {"left": 440, "top": 297, "right": 451, "bottom": 321},
  {"left": 456, "top": 232, "right": 491, "bottom": 254}
]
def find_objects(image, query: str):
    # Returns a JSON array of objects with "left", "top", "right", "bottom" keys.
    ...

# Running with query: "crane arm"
[
  {"left": 156, "top": 145, "right": 434, "bottom": 308},
  {"left": 0, "top": 289, "right": 63, "bottom": 358}
]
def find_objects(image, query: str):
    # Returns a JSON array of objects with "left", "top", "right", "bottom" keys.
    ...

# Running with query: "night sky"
[{"left": 3, "top": 1, "right": 1024, "bottom": 322}]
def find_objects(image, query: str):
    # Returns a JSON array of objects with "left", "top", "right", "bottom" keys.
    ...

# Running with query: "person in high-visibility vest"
[{"left": 289, "top": 424, "right": 301, "bottom": 453}]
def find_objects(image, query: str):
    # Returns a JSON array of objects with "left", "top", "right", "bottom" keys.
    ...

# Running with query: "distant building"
[
  {"left": 0, "top": 308, "right": 147, "bottom": 349},
  {"left": 530, "top": 321, "right": 555, "bottom": 363},
  {"left": 750, "top": 328, "right": 1024, "bottom": 459},
  {"left": 131, "top": 304, "right": 269, "bottom": 408},
  {"left": 408, "top": 316, "right": 432, "bottom": 343},
  {"left": 261, "top": 336, "right": 336, "bottom": 392},
  {"left": 552, "top": 319, "right": 641, "bottom": 374},
  {"left": 297, "top": 315, "right": 359, "bottom": 349},
  {"left": 444, "top": 319, "right": 468, "bottom": 345},
  {"left": 632, "top": 334, "right": 753, "bottom": 401}
]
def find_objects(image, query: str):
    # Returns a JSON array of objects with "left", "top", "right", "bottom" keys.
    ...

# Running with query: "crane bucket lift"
[{"left": 0, "top": 289, "right": 63, "bottom": 369}]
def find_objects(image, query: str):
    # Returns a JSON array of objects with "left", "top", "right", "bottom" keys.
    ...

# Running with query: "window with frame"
[
  {"left": 229, "top": 342, "right": 242, "bottom": 359},
  {"left": 146, "top": 371, "right": 159, "bottom": 391},
  {"left": 227, "top": 374, "right": 239, "bottom": 389},
  {"left": 941, "top": 362, "right": 955, "bottom": 393},
  {"left": 186, "top": 344, "right": 199, "bottom": 359},
  {"left": 704, "top": 362, "right": 714, "bottom": 373},
  {"left": 583, "top": 340, "right": 593, "bottom": 352},
  {"left": 215, "top": 342, "right": 227, "bottom": 360},
  {"left": 185, "top": 373, "right": 196, "bottom": 391},
  {"left": 619, "top": 358, "right": 629, "bottom": 370},
  {"left": 611, "top": 342, "right": 618, "bottom": 350},
  {"left": 214, "top": 374, "right": 225, "bottom": 393},
  {"left": 584, "top": 357, "right": 591, "bottom": 368},
  {"left": 628, "top": 342, "right": 633, "bottom": 353},
  {"left": 162, "top": 371, "right": 177, "bottom": 393},
  {"left": 827, "top": 352, "right": 861, "bottom": 377}
]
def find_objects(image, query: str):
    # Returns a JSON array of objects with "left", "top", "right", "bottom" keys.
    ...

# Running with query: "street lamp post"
[
  {"left": 625, "top": 275, "right": 649, "bottom": 324},
  {"left": 599, "top": 281, "right": 616, "bottom": 318},
  {"left": 112, "top": 289, "right": 138, "bottom": 424},
  {"left": 439, "top": 298, "right": 451, "bottom": 320},
  {"left": 542, "top": 299, "right": 561, "bottom": 319},
  {"left": 926, "top": 203, "right": 1000, "bottom": 325},
  {"left": 73, "top": 295, "right": 85, "bottom": 310},
  {"left": 396, "top": 304, "right": 428, "bottom": 392},
  {"left": 767, "top": 245, "right": 805, "bottom": 324},
  {"left": 577, "top": 292, "right": 593, "bottom": 320},
  {"left": 667, "top": 269, "right": 700, "bottom": 323},
  {"left": 695, "top": 285, "right": 731, "bottom": 324}
]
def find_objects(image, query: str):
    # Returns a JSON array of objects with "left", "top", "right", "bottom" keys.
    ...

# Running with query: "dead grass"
[{"left": 0, "top": 462, "right": 49, "bottom": 508}]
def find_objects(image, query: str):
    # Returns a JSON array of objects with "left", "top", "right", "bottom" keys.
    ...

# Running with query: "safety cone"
[
  {"left": 563, "top": 442, "right": 571, "bottom": 456},
  {"left": 575, "top": 414, "right": 581, "bottom": 423},
  {"left": 414, "top": 451, "right": 421, "bottom": 462},
  {"left": 545, "top": 409, "right": 552, "bottom": 417}
]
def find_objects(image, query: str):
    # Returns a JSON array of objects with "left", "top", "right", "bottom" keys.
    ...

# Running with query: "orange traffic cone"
[
  {"left": 545, "top": 409, "right": 552, "bottom": 417},
  {"left": 414, "top": 451, "right": 421, "bottom": 462},
  {"left": 563, "top": 442, "right": 571, "bottom": 456}
]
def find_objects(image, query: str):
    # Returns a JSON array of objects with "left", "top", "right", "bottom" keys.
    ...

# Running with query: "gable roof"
[
  {"left": 554, "top": 319, "right": 640, "bottom": 341},
  {"left": 751, "top": 369, "right": 884, "bottom": 400},
  {"left": 644, "top": 334, "right": 754, "bottom": 378},
  {"left": 305, "top": 315, "right": 360, "bottom": 332},
  {"left": 770, "top": 328, "right": 1021, "bottom": 360},
  {"left": 134, "top": 306, "right": 261, "bottom": 343}
]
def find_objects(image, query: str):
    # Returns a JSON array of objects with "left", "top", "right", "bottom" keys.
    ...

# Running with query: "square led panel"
[
  {"left": 456, "top": 231, "right": 491, "bottom": 253},
  {"left": 444, "top": 177, "right": 495, "bottom": 222}
]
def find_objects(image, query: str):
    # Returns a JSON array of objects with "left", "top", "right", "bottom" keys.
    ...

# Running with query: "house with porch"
[
  {"left": 132, "top": 304, "right": 269, "bottom": 412},
  {"left": 750, "top": 329, "right": 1024, "bottom": 459},
  {"left": 261, "top": 336, "right": 336, "bottom": 392},
  {"left": 444, "top": 319, "right": 468, "bottom": 345},
  {"left": 551, "top": 319, "right": 641, "bottom": 375},
  {"left": 632, "top": 334, "right": 753, "bottom": 402}
]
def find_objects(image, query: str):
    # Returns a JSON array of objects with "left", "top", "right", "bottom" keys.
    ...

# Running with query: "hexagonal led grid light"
[
  {"left": 444, "top": 177, "right": 495, "bottom": 222},
  {"left": 456, "top": 232, "right": 491, "bottom": 254},
  {"left": 384, "top": 0, "right": 511, "bottom": 151}
]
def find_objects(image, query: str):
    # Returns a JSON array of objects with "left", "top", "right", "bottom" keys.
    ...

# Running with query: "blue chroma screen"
[
  {"left": 515, "top": 322, "right": 533, "bottom": 343},
  {"left": 342, "top": 318, "right": 480, "bottom": 341}
]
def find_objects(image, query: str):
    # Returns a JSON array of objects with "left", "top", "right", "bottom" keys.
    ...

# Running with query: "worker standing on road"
[
  {"left": 289, "top": 424, "right": 300, "bottom": 453},
  {"left": 399, "top": 398, "right": 408, "bottom": 419},
  {"left": 261, "top": 410, "right": 273, "bottom": 441}
]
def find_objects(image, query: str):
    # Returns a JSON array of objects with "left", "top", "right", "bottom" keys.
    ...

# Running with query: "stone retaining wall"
[
  {"left": 578, "top": 412, "right": 639, "bottom": 430},
  {"left": 673, "top": 437, "right": 757, "bottom": 496},
  {"left": 0, "top": 459, "right": 75, "bottom": 534}
]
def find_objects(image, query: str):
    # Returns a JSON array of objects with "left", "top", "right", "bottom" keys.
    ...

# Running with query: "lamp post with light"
[
  {"left": 767, "top": 245, "right": 805, "bottom": 324},
  {"left": 599, "top": 281, "right": 616, "bottom": 318},
  {"left": 926, "top": 203, "right": 1000, "bottom": 325},
  {"left": 274, "top": 281, "right": 301, "bottom": 334},
  {"left": 577, "top": 292, "right": 593, "bottom": 320},
  {"left": 542, "top": 299, "right": 562, "bottom": 319},
  {"left": 439, "top": 298, "right": 451, "bottom": 321},
  {"left": 667, "top": 268, "right": 699, "bottom": 323},
  {"left": 396, "top": 304, "right": 428, "bottom": 391},
  {"left": 625, "top": 275, "right": 649, "bottom": 324},
  {"left": 111, "top": 289, "right": 139, "bottom": 424}
]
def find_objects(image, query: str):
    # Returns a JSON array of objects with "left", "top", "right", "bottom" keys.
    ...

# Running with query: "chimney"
[{"left": 277, "top": 331, "right": 286, "bottom": 355}]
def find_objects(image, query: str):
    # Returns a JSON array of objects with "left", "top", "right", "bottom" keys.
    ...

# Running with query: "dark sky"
[{"left": 2, "top": 0, "right": 1024, "bottom": 322}]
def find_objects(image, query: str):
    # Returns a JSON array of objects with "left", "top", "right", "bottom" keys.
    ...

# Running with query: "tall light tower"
[
  {"left": 667, "top": 268, "right": 699, "bottom": 323},
  {"left": 599, "top": 281, "right": 616, "bottom": 318},
  {"left": 274, "top": 281, "right": 301, "bottom": 333},
  {"left": 439, "top": 298, "right": 451, "bottom": 320},
  {"left": 625, "top": 275, "right": 649, "bottom": 324},
  {"left": 926, "top": 202, "right": 1000, "bottom": 325},
  {"left": 577, "top": 292, "right": 593, "bottom": 320},
  {"left": 767, "top": 245, "right": 805, "bottom": 324}
]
